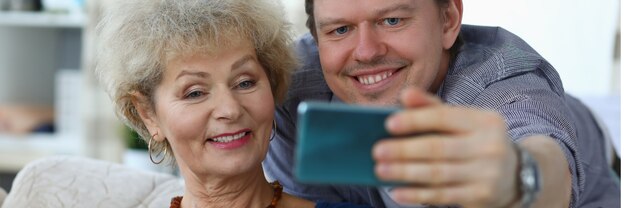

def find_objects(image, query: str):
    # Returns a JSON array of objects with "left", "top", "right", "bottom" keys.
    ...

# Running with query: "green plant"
[{"left": 123, "top": 126, "right": 148, "bottom": 150}]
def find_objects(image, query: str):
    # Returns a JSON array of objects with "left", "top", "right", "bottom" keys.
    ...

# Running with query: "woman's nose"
[{"left": 212, "top": 88, "right": 242, "bottom": 121}]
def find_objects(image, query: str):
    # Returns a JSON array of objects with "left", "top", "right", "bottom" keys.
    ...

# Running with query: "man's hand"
[{"left": 372, "top": 87, "right": 520, "bottom": 208}]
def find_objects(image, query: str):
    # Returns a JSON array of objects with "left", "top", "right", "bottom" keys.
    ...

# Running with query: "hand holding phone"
[{"left": 294, "top": 101, "right": 401, "bottom": 186}]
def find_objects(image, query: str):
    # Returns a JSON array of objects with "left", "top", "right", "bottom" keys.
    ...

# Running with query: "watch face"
[
  {"left": 521, "top": 168, "right": 536, "bottom": 190},
  {"left": 515, "top": 144, "right": 541, "bottom": 208}
]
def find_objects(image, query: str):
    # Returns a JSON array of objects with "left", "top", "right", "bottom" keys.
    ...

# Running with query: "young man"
[{"left": 264, "top": 0, "right": 619, "bottom": 207}]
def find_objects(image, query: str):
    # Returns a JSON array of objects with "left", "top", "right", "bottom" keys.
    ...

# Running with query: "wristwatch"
[{"left": 513, "top": 143, "right": 542, "bottom": 208}]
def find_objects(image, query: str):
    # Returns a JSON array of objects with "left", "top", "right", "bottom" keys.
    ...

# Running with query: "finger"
[
  {"left": 386, "top": 106, "right": 503, "bottom": 135},
  {"left": 391, "top": 185, "right": 488, "bottom": 207},
  {"left": 399, "top": 87, "right": 442, "bottom": 108},
  {"left": 375, "top": 161, "right": 477, "bottom": 185},
  {"left": 373, "top": 135, "right": 479, "bottom": 161}
]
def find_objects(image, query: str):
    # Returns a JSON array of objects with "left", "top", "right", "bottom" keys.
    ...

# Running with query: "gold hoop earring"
[
  {"left": 269, "top": 120, "right": 277, "bottom": 141},
  {"left": 148, "top": 133, "right": 167, "bottom": 164}
]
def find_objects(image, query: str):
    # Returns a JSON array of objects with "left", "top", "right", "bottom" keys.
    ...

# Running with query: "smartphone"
[{"left": 294, "top": 101, "right": 400, "bottom": 186}]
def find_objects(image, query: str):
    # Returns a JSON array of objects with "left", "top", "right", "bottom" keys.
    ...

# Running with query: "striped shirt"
[{"left": 263, "top": 25, "right": 618, "bottom": 208}]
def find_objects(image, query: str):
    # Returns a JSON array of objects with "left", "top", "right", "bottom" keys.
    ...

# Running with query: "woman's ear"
[
  {"left": 442, "top": 0, "right": 463, "bottom": 50},
  {"left": 131, "top": 92, "right": 163, "bottom": 141}
]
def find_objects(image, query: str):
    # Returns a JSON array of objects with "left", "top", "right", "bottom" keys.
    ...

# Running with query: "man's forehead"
[
  {"left": 313, "top": 0, "right": 422, "bottom": 18},
  {"left": 314, "top": 0, "right": 421, "bottom": 27}
]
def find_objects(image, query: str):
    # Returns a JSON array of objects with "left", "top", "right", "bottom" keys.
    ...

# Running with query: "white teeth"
[
  {"left": 211, "top": 132, "right": 246, "bottom": 143},
  {"left": 357, "top": 71, "right": 393, "bottom": 85}
]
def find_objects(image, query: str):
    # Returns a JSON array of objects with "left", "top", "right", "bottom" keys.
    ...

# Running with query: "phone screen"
[{"left": 294, "top": 101, "right": 401, "bottom": 186}]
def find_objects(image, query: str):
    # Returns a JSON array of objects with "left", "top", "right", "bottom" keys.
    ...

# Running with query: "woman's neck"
[{"left": 180, "top": 166, "right": 274, "bottom": 208}]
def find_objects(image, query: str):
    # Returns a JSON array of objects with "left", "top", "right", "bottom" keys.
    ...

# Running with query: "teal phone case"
[{"left": 295, "top": 101, "right": 399, "bottom": 186}]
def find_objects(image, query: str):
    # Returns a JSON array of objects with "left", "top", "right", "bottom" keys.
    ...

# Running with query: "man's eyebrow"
[
  {"left": 316, "top": 3, "right": 417, "bottom": 30},
  {"left": 317, "top": 17, "right": 349, "bottom": 30},
  {"left": 231, "top": 54, "right": 255, "bottom": 70},
  {"left": 176, "top": 70, "right": 209, "bottom": 80},
  {"left": 373, "top": 3, "right": 417, "bottom": 17}
]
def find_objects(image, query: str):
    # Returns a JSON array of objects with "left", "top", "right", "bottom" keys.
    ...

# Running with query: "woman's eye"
[
  {"left": 383, "top": 18, "right": 401, "bottom": 26},
  {"left": 237, "top": 80, "right": 256, "bottom": 89},
  {"left": 333, "top": 26, "right": 349, "bottom": 35},
  {"left": 184, "top": 90, "right": 205, "bottom": 99}
]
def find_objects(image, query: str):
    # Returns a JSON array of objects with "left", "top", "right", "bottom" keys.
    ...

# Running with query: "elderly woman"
[{"left": 95, "top": 0, "right": 370, "bottom": 207}]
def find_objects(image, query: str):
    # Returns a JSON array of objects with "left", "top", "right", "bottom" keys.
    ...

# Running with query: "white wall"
[
  {"left": 459, "top": 1, "right": 620, "bottom": 97},
  {"left": 280, "top": 0, "right": 307, "bottom": 37}
]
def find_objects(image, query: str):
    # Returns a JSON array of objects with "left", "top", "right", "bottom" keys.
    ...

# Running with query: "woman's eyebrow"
[
  {"left": 176, "top": 70, "right": 209, "bottom": 80},
  {"left": 231, "top": 54, "right": 255, "bottom": 71}
]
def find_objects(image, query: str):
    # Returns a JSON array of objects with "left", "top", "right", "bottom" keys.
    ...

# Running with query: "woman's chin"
[
  {"left": 202, "top": 156, "right": 264, "bottom": 178},
  {"left": 180, "top": 135, "right": 268, "bottom": 179}
]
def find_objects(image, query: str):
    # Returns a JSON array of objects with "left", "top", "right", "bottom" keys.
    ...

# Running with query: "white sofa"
[
  {"left": 1, "top": 156, "right": 183, "bottom": 208},
  {"left": 0, "top": 187, "right": 6, "bottom": 206}
]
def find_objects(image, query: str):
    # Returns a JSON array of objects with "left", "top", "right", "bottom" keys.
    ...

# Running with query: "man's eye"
[
  {"left": 237, "top": 80, "right": 256, "bottom": 89},
  {"left": 383, "top": 18, "right": 401, "bottom": 26},
  {"left": 333, "top": 26, "right": 349, "bottom": 35}
]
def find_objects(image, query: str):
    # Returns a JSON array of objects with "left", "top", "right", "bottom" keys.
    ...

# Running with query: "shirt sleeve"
[{"left": 474, "top": 71, "right": 583, "bottom": 207}]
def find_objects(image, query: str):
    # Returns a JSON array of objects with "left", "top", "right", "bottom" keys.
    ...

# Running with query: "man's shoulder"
[
  {"left": 458, "top": 25, "right": 541, "bottom": 56},
  {"left": 446, "top": 25, "right": 562, "bottom": 93},
  {"left": 454, "top": 25, "right": 548, "bottom": 76},
  {"left": 439, "top": 25, "right": 565, "bottom": 106},
  {"left": 286, "top": 34, "right": 334, "bottom": 103}
]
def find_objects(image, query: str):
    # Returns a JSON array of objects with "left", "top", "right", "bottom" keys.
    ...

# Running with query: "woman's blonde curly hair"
[{"left": 95, "top": 0, "right": 296, "bottom": 163}]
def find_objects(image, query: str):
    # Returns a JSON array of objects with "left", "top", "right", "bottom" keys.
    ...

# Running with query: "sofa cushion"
[
  {"left": 2, "top": 156, "right": 183, "bottom": 208},
  {"left": 0, "top": 187, "right": 6, "bottom": 206}
]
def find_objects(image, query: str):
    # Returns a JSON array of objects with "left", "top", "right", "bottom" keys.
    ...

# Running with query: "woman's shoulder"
[{"left": 315, "top": 201, "right": 373, "bottom": 208}]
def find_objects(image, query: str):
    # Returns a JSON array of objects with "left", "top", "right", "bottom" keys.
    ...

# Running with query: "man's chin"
[
  {"left": 333, "top": 86, "right": 401, "bottom": 106},
  {"left": 353, "top": 95, "right": 400, "bottom": 107}
]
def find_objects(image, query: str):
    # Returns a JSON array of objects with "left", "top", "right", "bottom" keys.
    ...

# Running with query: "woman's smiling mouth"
[
  {"left": 207, "top": 129, "right": 253, "bottom": 149},
  {"left": 209, "top": 131, "right": 248, "bottom": 143}
]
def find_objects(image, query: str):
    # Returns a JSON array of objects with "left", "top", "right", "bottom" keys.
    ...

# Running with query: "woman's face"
[{"left": 144, "top": 41, "right": 275, "bottom": 179}]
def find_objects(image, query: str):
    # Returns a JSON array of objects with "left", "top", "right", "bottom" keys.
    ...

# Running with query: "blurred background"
[{"left": 0, "top": 0, "right": 620, "bottom": 193}]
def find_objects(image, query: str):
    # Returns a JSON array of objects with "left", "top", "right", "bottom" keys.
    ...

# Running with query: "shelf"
[
  {"left": 0, "top": 133, "right": 85, "bottom": 172},
  {"left": 0, "top": 11, "right": 84, "bottom": 28}
]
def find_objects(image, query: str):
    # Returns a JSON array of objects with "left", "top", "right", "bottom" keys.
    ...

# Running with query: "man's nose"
[
  {"left": 354, "top": 25, "right": 386, "bottom": 63},
  {"left": 212, "top": 88, "right": 242, "bottom": 121}
]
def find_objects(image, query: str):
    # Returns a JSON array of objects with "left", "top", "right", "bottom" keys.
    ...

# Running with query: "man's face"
[{"left": 314, "top": 0, "right": 450, "bottom": 106}]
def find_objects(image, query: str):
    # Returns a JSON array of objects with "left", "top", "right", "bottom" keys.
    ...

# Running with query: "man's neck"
[{"left": 428, "top": 51, "right": 452, "bottom": 94}]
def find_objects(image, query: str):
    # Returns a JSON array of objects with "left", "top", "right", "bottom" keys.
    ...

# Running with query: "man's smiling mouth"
[{"left": 356, "top": 70, "right": 395, "bottom": 85}]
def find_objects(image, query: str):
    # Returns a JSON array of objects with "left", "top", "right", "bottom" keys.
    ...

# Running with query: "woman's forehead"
[{"left": 167, "top": 32, "right": 252, "bottom": 55}]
